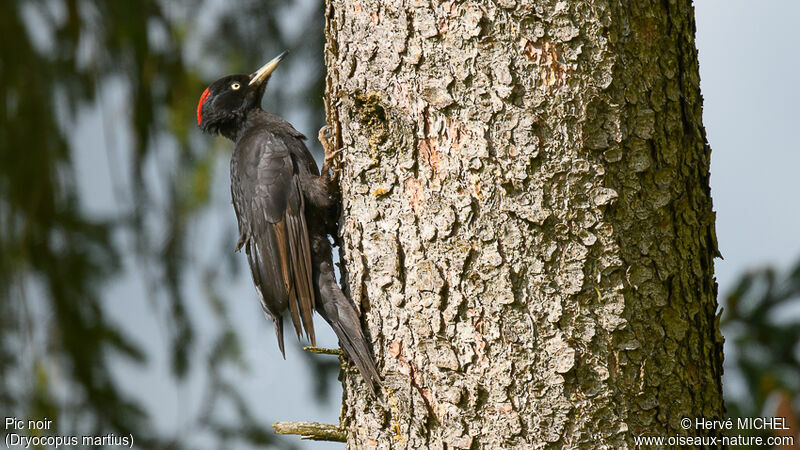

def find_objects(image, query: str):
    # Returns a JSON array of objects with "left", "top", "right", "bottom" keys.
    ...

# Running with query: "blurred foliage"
[
  {"left": 0, "top": 0, "right": 331, "bottom": 448},
  {"left": 721, "top": 257, "right": 800, "bottom": 444}
]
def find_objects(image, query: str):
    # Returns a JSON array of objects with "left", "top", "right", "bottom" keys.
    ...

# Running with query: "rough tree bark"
[{"left": 323, "top": 0, "right": 724, "bottom": 447}]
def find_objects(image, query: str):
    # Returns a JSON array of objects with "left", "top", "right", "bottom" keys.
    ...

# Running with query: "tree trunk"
[{"left": 324, "top": 0, "right": 724, "bottom": 447}]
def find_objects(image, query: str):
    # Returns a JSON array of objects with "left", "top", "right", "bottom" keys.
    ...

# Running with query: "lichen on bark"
[{"left": 324, "top": 0, "right": 724, "bottom": 448}]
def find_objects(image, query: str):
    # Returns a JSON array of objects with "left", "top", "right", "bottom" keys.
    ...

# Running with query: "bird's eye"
[{"left": 231, "top": 82, "right": 241, "bottom": 90}]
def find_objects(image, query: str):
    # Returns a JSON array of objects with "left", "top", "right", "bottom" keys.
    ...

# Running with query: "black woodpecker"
[{"left": 197, "top": 52, "right": 380, "bottom": 394}]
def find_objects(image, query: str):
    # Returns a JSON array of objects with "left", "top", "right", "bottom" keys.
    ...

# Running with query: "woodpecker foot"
[{"left": 319, "top": 126, "right": 342, "bottom": 182}]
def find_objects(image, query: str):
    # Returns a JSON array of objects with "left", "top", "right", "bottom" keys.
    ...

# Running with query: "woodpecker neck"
[
  {"left": 215, "top": 108, "right": 258, "bottom": 142},
  {"left": 229, "top": 109, "right": 306, "bottom": 144}
]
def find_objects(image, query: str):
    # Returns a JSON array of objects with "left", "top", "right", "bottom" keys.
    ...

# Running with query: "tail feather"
[
  {"left": 317, "top": 268, "right": 380, "bottom": 395},
  {"left": 329, "top": 313, "right": 380, "bottom": 396},
  {"left": 274, "top": 316, "right": 286, "bottom": 359}
]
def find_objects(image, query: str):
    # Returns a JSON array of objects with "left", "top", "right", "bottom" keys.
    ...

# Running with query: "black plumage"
[{"left": 197, "top": 53, "right": 380, "bottom": 394}]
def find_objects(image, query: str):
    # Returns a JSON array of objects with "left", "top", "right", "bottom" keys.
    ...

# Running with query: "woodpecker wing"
[{"left": 231, "top": 129, "right": 316, "bottom": 354}]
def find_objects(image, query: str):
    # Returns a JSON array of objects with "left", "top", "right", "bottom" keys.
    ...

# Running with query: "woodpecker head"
[{"left": 197, "top": 51, "right": 287, "bottom": 137}]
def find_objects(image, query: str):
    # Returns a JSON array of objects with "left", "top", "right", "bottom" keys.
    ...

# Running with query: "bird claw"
[
  {"left": 320, "top": 124, "right": 334, "bottom": 143},
  {"left": 319, "top": 126, "right": 342, "bottom": 182},
  {"left": 324, "top": 148, "right": 343, "bottom": 167}
]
